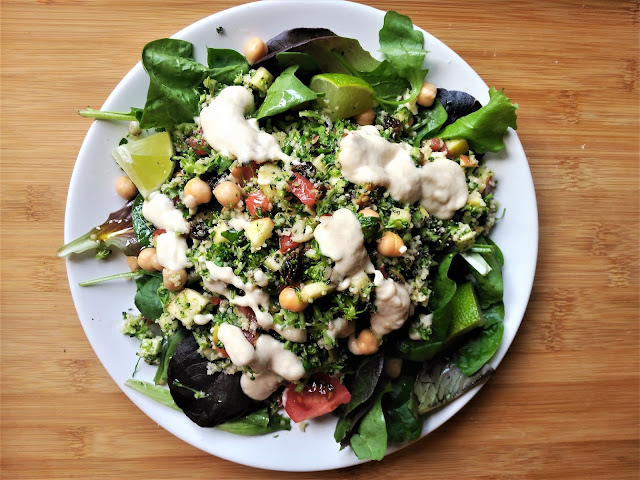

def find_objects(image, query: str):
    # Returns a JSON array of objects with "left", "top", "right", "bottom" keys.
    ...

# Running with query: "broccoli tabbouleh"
[{"left": 62, "top": 10, "right": 518, "bottom": 460}]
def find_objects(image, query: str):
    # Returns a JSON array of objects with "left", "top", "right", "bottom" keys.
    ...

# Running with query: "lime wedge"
[
  {"left": 310, "top": 73, "right": 376, "bottom": 121},
  {"left": 112, "top": 132, "right": 174, "bottom": 198},
  {"left": 445, "top": 282, "right": 485, "bottom": 341}
]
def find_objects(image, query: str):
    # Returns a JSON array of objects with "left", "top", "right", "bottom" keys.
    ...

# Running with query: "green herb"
[
  {"left": 220, "top": 229, "right": 243, "bottom": 242},
  {"left": 256, "top": 65, "right": 318, "bottom": 119},
  {"left": 438, "top": 87, "right": 518, "bottom": 153},
  {"left": 124, "top": 379, "right": 182, "bottom": 411},
  {"left": 216, "top": 26, "right": 224, "bottom": 34}
]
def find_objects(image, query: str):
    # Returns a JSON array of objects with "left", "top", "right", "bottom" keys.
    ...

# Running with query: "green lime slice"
[
  {"left": 112, "top": 132, "right": 174, "bottom": 198},
  {"left": 310, "top": 73, "right": 376, "bottom": 121},
  {"left": 445, "top": 282, "right": 485, "bottom": 341}
]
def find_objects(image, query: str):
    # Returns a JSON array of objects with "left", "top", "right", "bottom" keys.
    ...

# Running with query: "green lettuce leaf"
[
  {"left": 438, "top": 87, "right": 518, "bottom": 153},
  {"left": 256, "top": 65, "right": 317, "bottom": 119}
]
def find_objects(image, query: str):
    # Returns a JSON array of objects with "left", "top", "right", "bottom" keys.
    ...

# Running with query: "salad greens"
[{"left": 64, "top": 9, "right": 520, "bottom": 462}]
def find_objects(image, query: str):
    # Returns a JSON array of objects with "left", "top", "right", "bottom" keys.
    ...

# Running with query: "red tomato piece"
[
  {"left": 283, "top": 374, "right": 351, "bottom": 423},
  {"left": 288, "top": 173, "right": 320, "bottom": 207},
  {"left": 214, "top": 344, "right": 229, "bottom": 358},
  {"left": 210, "top": 296, "right": 221, "bottom": 306},
  {"left": 186, "top": 137, "right": 209, "bottom": 156},
  {"left": 245, "top": 190, "right": 272, "bottom": 217},
  {"left": 231, "top": 161, "right": 258, "bottom": 186},
  {"left": 279, "top": 234, "right": 300, "bottom": 253},
  {"left": 153, "top": 228, "right": 166, "bottom": 237}
]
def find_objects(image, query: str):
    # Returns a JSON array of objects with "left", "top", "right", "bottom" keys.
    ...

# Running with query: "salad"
[{"left": 60, "top": 10, "right": 518, "bottom": 461}]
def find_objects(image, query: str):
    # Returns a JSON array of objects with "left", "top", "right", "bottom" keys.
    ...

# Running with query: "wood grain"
[{"left": 1, "top": 0, "right": 638, "bottom": 478}]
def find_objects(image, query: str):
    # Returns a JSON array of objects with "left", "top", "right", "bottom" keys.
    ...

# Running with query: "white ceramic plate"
[{"left": 64, "top": 0, "right": 537, "bottom": 471}]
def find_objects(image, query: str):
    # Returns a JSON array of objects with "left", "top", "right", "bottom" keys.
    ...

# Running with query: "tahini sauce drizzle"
[
  {"left": 337, "top": 126, "right": 469, "bottom": 219},
  {"left": 199, "top": 86, "right": 288, "bottom": 164}
]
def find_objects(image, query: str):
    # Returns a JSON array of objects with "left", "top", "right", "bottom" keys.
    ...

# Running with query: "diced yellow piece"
[
  {"left": 249, "top": 67, "right": 274, "bottom": 93},
  {"left": 444, "top": 138, "right": 469, "bottom": 158},
  {"left": 300, "top": 282, "right": 336, "bottom": 302},
  {"left": 212, "top": 223, "right": 230, "bottom": 244},
  {"left": 257, "top": 163, "right": 284, "bottom": 201},
  {"left": 245, "top": 217, "right": 275, "bottom": 249},
  {"left": 166, "top": 288, "right": 209, "bottom": 327}
]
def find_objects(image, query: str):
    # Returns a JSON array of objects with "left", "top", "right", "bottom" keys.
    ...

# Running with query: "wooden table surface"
[{"left": 1, "top": 0, "right": 638, "bottom": 478}]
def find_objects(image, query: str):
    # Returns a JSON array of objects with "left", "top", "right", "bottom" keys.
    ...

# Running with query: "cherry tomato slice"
[
  {"left": 283, "top": 374, "right": 351, "bottom": 423},
  {"left": 279, "top": 234, "right": 300, "bottom": 253},
  {"left": 231, "top": 161, "right": 258, "bottom": 186},
  {"left": 288, "top": 173, "right": 320, "bottom": 207},
  {"left": 245, "top": 190, "right": 272, "bottom": 217},
  {"left": 186, "top": 137, "right": 209, "bottom": 156}
]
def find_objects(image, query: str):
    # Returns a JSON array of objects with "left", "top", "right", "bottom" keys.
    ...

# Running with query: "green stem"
[
  {"left": 79, "top": 270, "right": 144, "bottom": 287},
  {"left": 124, "top": 379, "right": 182, "bottom": 411},
  {"left": 78, "top": 107, "right": 138, "bottom": 121}
]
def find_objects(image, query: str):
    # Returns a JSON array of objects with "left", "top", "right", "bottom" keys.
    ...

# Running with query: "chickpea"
[
  {"left": 355, "top": 329, "right": 380, "bottom": 355},
  {"left": 128, "top": 121, "right": 142, "bottom": 136},
  {"left": 184, "top": 177, "right": 212, "bottom": 206},
  {"left": 115, "top": 176, "right": 138, "bottom": 200},
  {"left": 163, "top": 268, "right": 187, "bottom": 291},
  {"left": 353, "top": 108, "right": 375, "bottom": 126},
  {"left": 416, "top": 82, "right": 437, "bottom": 107},
  {"left": 384, "top": 357, "right": 403, "bottom": 378},
  {"left": 360, "top": 208, "right": 379, "bottom": 218},
  {"left": 377, "top": 231, "right": 406, "bottom": 257},
  {"left": 137, "top": 247, "right": 160, "bottom": 271},
  {"left": 279, "top": 287, "right": 308, "bottom": 313},
  {"left": 213, "top": 181, "right": 242, "bottom": 208},
  {"left": 243, "top": 37, "right": 268, "bottom": 65},
  {"left": 126, "top": 256, "right": 141, "bottom": 272}
]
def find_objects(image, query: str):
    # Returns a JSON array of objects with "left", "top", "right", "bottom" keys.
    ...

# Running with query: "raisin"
[{"left": 189, "top": 221, "right": 210, "bottom": 240}]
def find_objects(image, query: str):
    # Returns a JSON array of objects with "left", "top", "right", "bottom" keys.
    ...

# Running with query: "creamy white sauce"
[
  {"left": 326, "top": 317, "right": 354, "bottom": 342},
  {"left": 193, "top": 313, "right": 213, "bottom": 326},
  {"left": 253, "top": 269, "right": 269, "bottom": 287},
  {"left": 155, "top": 232, "right": 191, "bottom": 270},
  {"left": 142, "top": 192, "right": 189, "bottom": 234},
  {"left": 216, "top": 324, "right": 305, "bottom": 400},
  {"left": 337, "top": 127, "right": 468, "bottom": 219},
  {"left": 203, "top": 261, "right": 306, "bottom": 342},
  {"left": 370, "top": 278, "right": 412, "bottom": 336},
  {"left": 200, "top": 86, "right": 288, "bottom": 164},
  {"left": 313, "top": 209, "right": 374, "bottom": 291}
]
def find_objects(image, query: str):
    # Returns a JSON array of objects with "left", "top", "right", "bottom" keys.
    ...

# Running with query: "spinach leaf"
[
  {"left": 438, "top": 87, "right": 518, "bottom": 153},
  {"left": 131, "top": 195, "right": 154, "bottom": 248},
  {"left": 276, "top": 52, "right": 320, "bottom": 78},
  {"left": 411, "top": 99, "right": 448, "bottom": 146},
  {"left": 207, "top": 48, "right": 249, "bottom": 84},
  {"left": 358, "top": 60, "right": 411, "bottom": 102},
  {"left": 153, "top": 328, "right": 187, "bottom": 385},
  {"left": 256, "top": 65, "right": 317, "bottom": 119},
  {"left": 469, "top": 237, "right": 503, "bottom": 308},
  {"left": 125, "top": 379, "right": 181, "bottom": 411},
  {"left": 334, "top": 352, "right": 384, "bottom": 443},
  {"left": 455, "top": 302, "right": 504, "bottom": 376},
  {"left": 350, "top": 383, "right": 392, "bottom": 461},
  {"left": 217, "top": 407, "right": 291, "bottom": 436},
  {"left": 139, "top": 39, "right": 208, "bottom": 129},
  {"left": 383, "top": 374, "right": 421, "bottom": 443},
  {"left": 414, "top": 359, "right": 494, "bottom": 415},
  {"left": 377, "top": 11, "right": 428, "bottom": 101},
  {"left": 395, "top": 252, "right": 458, "bottom": 361},
  {"left": 134, "top": 273, "right": 164, "bottom": 320}
]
